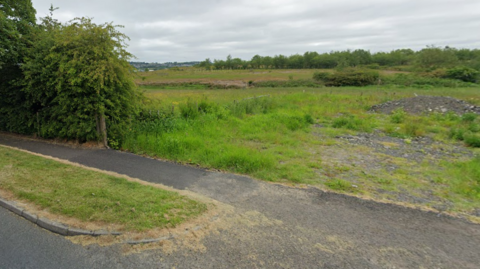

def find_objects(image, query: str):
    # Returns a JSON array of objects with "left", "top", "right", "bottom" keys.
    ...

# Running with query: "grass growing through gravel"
[
  {"left": 443, "top": 156, "right": 480, "bottom": 202},
  {"left": 0, "top": 146, "right": 206, "bottom": 231}
]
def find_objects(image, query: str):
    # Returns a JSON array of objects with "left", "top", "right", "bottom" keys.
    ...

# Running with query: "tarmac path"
[{"left": 1, "top": 134, "right": 479, "bottom": 269}]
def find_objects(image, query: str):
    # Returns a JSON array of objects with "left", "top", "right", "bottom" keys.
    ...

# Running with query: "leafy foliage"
[
  {"left": 0, "top": 5, "right": 139, "bottom": 144},
  {"left": 0, "top": 0, "right": 36, "bottom": 69},
  {"left": 445, "top": 66, "right": 479, "bottom": 83},
  {"left": 0, "top": 0, "right": 37, "bottom": 134},
  {"left": 314, "top": 69, "right": 380, "bottom": 87}
]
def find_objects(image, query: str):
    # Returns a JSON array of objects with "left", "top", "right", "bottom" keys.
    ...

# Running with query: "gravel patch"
[
  {"left": 370, "top": 95, "right": 480, "bottom": 115},
  {"left": 336, "top": 131, "right": 473, "bottom": 163}
]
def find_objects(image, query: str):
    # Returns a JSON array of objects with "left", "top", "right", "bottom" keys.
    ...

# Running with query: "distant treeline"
[
  {"left": 130, "top": 61, "right": 201, "bottom": 71},
  {"left": 196, "top": 46, "right": 480, "bottom": 71}
]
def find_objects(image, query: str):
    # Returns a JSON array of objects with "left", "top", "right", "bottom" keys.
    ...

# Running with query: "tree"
[
  {"left": 250, "top": 54, "right": 263, "bottom": 69},
  {"left": 0, "top": 0, "right": 36, "bottom": 69},
  {"left": 303, "top": 51, "right": 319, "bottom": 68},
  {"left": 21, "top": 16, "right": 139, "bottom": 145},
  {"left": 416, "top": 46, "right": 458, "bottom": 69},
  {"left": 226, "top": 54, "right": 233, "bottom": 69},
  {"left": 0, "top": 0, "right": 37, "bottom": 133},
  {"left": 288, "top": 54, "right": 304, "bottom": 69},
  {"left": 312, "top": 53, "right": 338, "bottom": 68},
  {"left": 198, "top": 58, "right": 212, "bottom": 70},
  {"left": 349, "top": 49, "right": 372, "bottom": 67},
  {"left": 273, "top": 54, "right": 287, "bottom": 69}
]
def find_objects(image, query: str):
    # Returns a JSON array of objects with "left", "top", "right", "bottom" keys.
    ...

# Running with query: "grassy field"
[
  {"left": 121, "top": 82, "right": 480, "bottom": 214},
  {"left": 135, "top": 68, "right": 407, "bottom": 84},
  {"left": 0, "top": 146, "right": 207, "bottom": 231},
  {"left": 137, "top": 68, "right": 322, "bottom": 83}
]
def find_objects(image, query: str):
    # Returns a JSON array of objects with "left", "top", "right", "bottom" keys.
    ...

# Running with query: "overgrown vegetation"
[
  {"left": 0, "top": 146, "right": 206, "bottom": 231},
  {"left": 314, "top": 69, "right": 380, "bottom": 86},
  {"left": 0, "top": 3, "right": 139, "bottom": 145}
]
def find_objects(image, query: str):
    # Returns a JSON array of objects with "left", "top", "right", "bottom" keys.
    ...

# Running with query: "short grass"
[
  {"left": 121, "top": 84, "right": 480, "bottom": 213},
  {"left": 0, "top": 146, "right": 207, "bottom": 231}
]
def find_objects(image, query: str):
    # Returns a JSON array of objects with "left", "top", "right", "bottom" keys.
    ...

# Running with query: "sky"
[{"left": 30, "top": 0, "right": 480, "bottom": 63}]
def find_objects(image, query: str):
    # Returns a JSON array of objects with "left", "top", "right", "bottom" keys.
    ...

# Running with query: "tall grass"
[{"left": 122, "top": 86, "right": 480, "bottom": 185}]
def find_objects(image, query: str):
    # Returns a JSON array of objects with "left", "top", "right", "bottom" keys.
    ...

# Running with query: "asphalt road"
[{"left": 1, "top": 134, "right": 480, "bottom": 269}]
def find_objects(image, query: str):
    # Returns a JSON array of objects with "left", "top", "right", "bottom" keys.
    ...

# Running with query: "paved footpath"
[{"left": 1, "top": 134, "right": 480, "bottom": 269}]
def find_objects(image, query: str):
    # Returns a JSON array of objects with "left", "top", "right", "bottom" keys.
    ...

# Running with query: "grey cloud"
[{"left": 31, "top": 0, "right": 480, "bottom": 62}]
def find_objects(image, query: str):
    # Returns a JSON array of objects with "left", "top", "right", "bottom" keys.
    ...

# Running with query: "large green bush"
[
  {"left": 0, "top": 0, "right": 37, "bottom": 134},
  {"left": 0, "top": 7, "right": 139, "bottom": 144},
  {"left": 313, "top": 69, "right": 379, "bottom": 86},
  {"left": 444, "top": 66, "right": 479, "bottom": 83}
]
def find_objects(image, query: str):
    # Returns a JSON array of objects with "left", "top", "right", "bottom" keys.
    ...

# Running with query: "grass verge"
[{"left": 0, "top": 146, "right": 207, "bottom": 231}]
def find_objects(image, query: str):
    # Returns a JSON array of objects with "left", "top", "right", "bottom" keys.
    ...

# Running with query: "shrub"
[
  {"left": 323, "top": 69, "right": 380, "bottom": 87},
  {"left": 364, "top": 63, "right": 380, "bottom": 70},
  {"left": 17, "top": 17, "right": 139, "bottom": 142},
  {"left": 381, "top": 73, "right": 475, "bottom": 88},
  {"left": 312, "top": 72, "right": 331, "bottom": 81},
  {"left": 179, "top": 99, "right": 200, "bottom": 119},
  {"left": 464, "top": 133, "right": 480, "bottom": 147},
  {"left": 390, "top": 109, "right": 406, "bottom": 124},
  {"left": 332, "top": 115, "right": 375, "bottom": 132},
  {"left": 461, "top": 113, "right": 478, "bottom": 123},
  {"left": 404, "top": 120, "right": 425, "bottom": 137},
  {"left": 468, "top": 123, "right": 480, "bottom": 133},
  {"left": 445, "top": 66, "right": 479, "bottom": 83},
  {"left": 449, "top": 128, "right": 466, "bottom": 141},
  {"left": 304, "top": 114, "right": 315, "bottom": 124}
]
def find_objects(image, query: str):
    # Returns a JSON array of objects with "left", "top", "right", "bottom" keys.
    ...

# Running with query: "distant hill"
[{"left": 130, "top": 61, "right": 201, "bottom": 71}]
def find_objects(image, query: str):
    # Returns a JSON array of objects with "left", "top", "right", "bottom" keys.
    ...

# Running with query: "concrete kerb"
[
  {"left": 0, "top": 197, "right": 121, "bottom": 237},
  {"left": 0, "top": 196, "right": 182, "bottom": 245}
]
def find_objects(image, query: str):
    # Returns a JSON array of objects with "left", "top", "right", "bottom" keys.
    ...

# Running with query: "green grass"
[
  {"left": 120, "top": 82, "right": 480, "bottom": 213},
  {"left": 448, "top": 156, "right": 480, "bottom": 199},
  {"left": 137, "top": 68, "right": 325, "bottom": 83},
  {"left": 0, "top": 146, "right": 207, "bottom": 231},
  {"left": 136, "top": 67, "right": 414, "bottom": 85}
]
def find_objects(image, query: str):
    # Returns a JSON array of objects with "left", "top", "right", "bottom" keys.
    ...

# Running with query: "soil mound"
[{"left": 370, "top": 96, "right": 480, "bottom": 115}]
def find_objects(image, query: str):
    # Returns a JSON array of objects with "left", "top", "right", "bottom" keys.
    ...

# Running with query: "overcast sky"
[{"left": 30, "top": 0, "right": 480, "bottom": 63}]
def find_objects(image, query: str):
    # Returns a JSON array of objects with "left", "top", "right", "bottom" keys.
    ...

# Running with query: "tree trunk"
[
  {"left": 96, "top": 113, "right": 109, "bottom": 149},
  {"left": 100, "top": 114, "right": 109, "bottom": 148}
]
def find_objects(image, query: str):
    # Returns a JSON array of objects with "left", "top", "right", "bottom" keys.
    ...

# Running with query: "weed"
[
  {"left": 375, "top": 177, "right": 393, "bottom": 185},
  {"left": 390, "top": 109, "right": 406, "bottom": 124},
  {"left": 462, "top": 113, "right": 478, "bottom": 123},
  {"left": 449, "top": 127, "right": 466, "bottom": 140},
  {"left": 464, "top": 133, "right": 480, "bottom": 147},
  {"left": 403, "top": 120, "right": 425, "bottom": 137},
  {"left": 445, "top": 156, "right": 480, "bottom": 200},
  {"left": 468, "top": 123, "right": 480, "bottom": 133},
  {"left": 332, "top": 115, "right": 375, "bottom": 132},
  {"left": 325, "top": 179, "right": 358, "bottom": 192}
]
